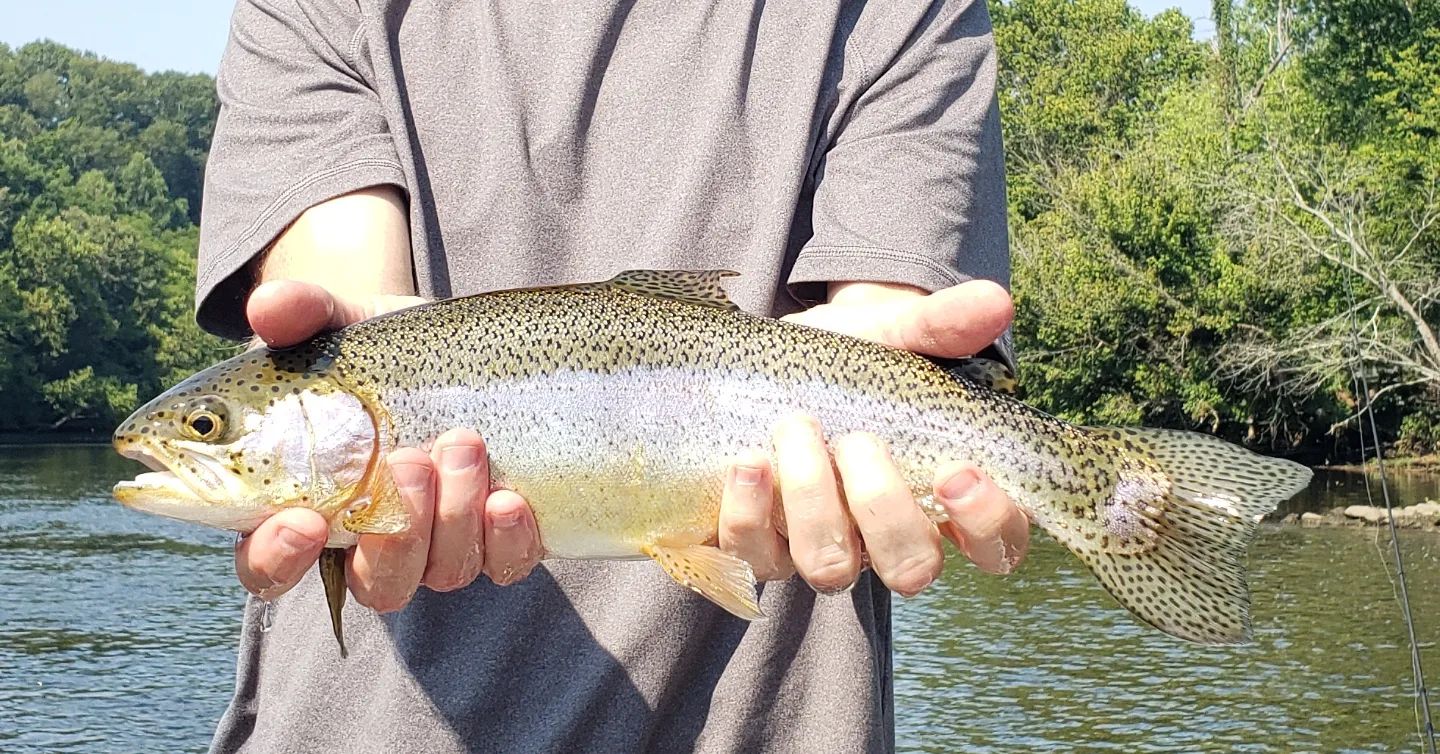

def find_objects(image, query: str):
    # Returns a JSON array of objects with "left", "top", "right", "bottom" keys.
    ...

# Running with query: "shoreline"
[
  {"left": 0, "top": 431, "right": 111, "bottom": 446},
  {"left": 1278, "top": 501, "right": 1440, "bottom": 530},
  {"left": 1318, "top": 454, "right": 1440, "bottom": 473}
]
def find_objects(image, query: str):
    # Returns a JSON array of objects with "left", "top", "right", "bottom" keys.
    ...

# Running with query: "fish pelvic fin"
[
  {"left": 1058, "top": 427, "right": 1312, "bottom": 645},
  {"left": 643, "top": 542, "right": 763, "bottom": 620}
]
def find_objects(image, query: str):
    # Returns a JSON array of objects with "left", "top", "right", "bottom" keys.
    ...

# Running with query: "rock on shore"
[{"left": 1280, "top": 501, "right": 1440, "bottom": 529}]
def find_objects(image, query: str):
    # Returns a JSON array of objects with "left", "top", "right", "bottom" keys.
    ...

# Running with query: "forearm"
[
  {"left": 825, "top": 281, "right": 926, "bottom": 305},
  {"left": 253, "top": 185, "right": 415, "bottom": 297}
]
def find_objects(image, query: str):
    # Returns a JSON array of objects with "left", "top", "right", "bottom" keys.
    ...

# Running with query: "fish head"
[{"left": 112, "top": 345, "right": 377, "bottom": 543}]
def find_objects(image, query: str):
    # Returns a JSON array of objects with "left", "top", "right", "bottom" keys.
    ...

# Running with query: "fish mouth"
[
  {"left": 113, "top": 443, "right": 274, "bottom": 533},
  {"left": 117, "top": 442, "right": 252, "bottom": 503}
]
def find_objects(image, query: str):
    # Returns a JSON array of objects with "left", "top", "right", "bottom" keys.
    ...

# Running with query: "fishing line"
[{"left": 1339, "top": 244, "right": 1436, "bottom": 753}]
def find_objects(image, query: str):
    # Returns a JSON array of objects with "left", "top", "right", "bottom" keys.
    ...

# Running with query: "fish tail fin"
[{"left": 1055, "top": 427, "right": 1312, "bottom": 644}]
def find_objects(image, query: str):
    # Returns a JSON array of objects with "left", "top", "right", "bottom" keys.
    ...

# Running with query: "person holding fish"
[{"left": 178, "top": 0, "right": 1041, "bottom": 751}]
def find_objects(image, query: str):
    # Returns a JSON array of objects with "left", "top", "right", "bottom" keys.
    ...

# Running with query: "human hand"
[
  {"left": 717, "top": 280, "right": 1031, "bottom": 596},
  {"left": 234, "top": 280, "right": 544, "bottom": 611}
]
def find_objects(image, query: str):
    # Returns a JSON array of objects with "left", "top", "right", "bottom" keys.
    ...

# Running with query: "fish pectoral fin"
[
  {"left": 341, "top": 476, "right": 410, "bottom": 535},
  {"left": 643, "top": 542, "right": 762, "bottom": 620},
  {"left": 318, "top": 547, "right": 349, "bottom": 659},
  {"left": 605, "top": 270, "right": 741, "bottom": 311}
]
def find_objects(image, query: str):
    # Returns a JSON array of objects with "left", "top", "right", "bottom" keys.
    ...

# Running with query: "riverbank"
[
  {"left": 0, "top": 431, "right": 110, "bottom": 446},
  {"left": 1280, "top": 501, "right": 1440, "bottom": 530},
  {"left": 1320, "top": 454, "right": 1440, "bottom": 473}
]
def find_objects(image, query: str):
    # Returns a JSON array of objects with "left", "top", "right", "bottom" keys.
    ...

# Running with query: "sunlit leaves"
[{"left": 0, "top": 42, "right": 223, "bottom": 431}]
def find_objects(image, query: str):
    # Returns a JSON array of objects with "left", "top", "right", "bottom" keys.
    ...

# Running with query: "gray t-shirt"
[{"left": 197, "top": 1, "right": 1009, "bottom": 752}]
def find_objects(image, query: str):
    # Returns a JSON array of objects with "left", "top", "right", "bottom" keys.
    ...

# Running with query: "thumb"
[
  {"left": 878, "top": 280, "right": 1014, "bottom": 358},
  {"left": 248, "top": 280, "right": 424, "bottom": 348},
  {"left": 235, "top": 507, "right": 329, "bottom": 598}
]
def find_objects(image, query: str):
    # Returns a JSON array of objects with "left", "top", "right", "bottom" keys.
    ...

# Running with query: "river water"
[{"left": 1, "top": 444, "right": 1437, "bottom": 752}]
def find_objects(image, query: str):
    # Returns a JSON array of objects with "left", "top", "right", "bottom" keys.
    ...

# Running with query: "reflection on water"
[
  {"left": 1281, "top": 466, "right": 1440, "bottom": 518},
  {"left": 0, "top": 445, "right": 239, "bottom": 753},
  {"left": 1, "top": 445, "right": 1437, "bottom": 752}
]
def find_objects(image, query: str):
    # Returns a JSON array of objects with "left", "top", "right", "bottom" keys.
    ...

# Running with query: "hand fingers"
[
  {"left": 234, "top": 507, "right": 329, "bottom": 599},
  {"left": 934, "top": 462, "right": 1030, "bottom": 575},
  {"left": 348, "top": 449, "right": 438, "bottom": 612},
  {"left": 883, "top": 280, "right": 1014, "bottom": 358},
  {"left": 482, "top": 489, "right": 543, "bottom": 585},
  {"left": 421, "top": 429, "right": 489, "bottom": 592},
  {"left": 718, "top": 450, "right": 794, "bottom": 582},
  {"left": 774, "top": 414, "right": 861, "bottom": 593},
  {"left": 833, "top": 433, "right": 943, "bottom": 597}
]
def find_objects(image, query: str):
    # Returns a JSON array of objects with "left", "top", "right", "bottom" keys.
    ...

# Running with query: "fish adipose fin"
[
  {"left": 1059, "top": 427, "right": 1312, "bottom": 644},
  {"left": 605, "top": 270, "right": 741, "bottom": 311},
  {"left": 643, "top": 542, "right": 762, "bottom": 620},
  {"left": 930, "top": 356, "right": 1018, "bottom": 395}
]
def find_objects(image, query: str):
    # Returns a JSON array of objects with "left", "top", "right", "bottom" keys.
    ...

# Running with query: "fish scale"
[{"left": 112, "top": 270, "right": 1312, "bottom": 653}]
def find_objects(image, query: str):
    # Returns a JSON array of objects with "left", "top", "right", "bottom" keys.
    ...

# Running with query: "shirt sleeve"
[
  {"left": 196, "top": 0, "right": 406, "bottom": 339},
  {"left": 788, "top": 0, "right": 1010, "bottom": 311}
]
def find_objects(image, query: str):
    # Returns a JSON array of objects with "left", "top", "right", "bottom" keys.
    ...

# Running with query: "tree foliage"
[
  {"left": 0, "top": 42, "right": 226, "bottom": 432},
  {"left": 997, "top": 0, "right": 1440, "bottom": 460}
]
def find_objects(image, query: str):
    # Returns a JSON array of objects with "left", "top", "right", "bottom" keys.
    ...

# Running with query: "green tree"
[{"left": 0, "top": 42, "right": 225, "bottom": 432}]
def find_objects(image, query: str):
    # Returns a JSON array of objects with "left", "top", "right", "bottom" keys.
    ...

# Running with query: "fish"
[{"left": 112, "top": 270, "right": 1312, "bottom": 655}]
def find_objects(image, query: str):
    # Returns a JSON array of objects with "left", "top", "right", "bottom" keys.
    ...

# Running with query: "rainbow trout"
[{"left": 113, "top": 270, "right": 1311, "bottom": 654}]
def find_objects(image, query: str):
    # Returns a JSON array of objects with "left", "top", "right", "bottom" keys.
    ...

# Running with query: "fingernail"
[
  {"left": 836, "top": 432, "right": 880, "bottom": 458},
  {"left": 996, "top": 540, "right": 1023, "bottom": 575},
  {"left": 938, "top": 468, "right": 981, "bottom": 503},
  {"left": 274, "top": 523, "right": 317, "bottom": 559},
  {"left": 391, "top": 462, "right": 431, "bottom": 492},
  {"left": 493, "top": 510, "right": 524, "bottom": 529},
  {"left": 734, "top": 464, "right": 764, "bottom": 487},
  {"left": 775, "top": 414, "right": 818, "bottom": 441},
  {"left": 442, "top": 445, "right": 480, "bottom": 471}
]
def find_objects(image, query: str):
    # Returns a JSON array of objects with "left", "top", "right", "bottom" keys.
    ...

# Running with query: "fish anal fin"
[
  {"left": 643, "top": 542, "right": 762, "bottom": 620},
  {"left": 606, "top": 270, "right": 740, "bottom": 310}
]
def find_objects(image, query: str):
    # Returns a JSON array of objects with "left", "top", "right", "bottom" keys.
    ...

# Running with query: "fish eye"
[{"left": 182, "top": 408, "right": 225, "bottom": 441}]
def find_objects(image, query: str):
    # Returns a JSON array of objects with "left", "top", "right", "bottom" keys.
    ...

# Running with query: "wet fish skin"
[{"left": 113, "top": 270, "right": 1312, "bottom": 650}]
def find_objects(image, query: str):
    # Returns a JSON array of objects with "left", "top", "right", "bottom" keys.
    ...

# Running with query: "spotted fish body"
[{"left": 113, "top": 271, "right": 1312, "bottom": 650}]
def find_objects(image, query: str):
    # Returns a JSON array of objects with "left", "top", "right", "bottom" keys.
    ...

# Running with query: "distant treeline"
[
  {"left": 0, "top": 40, "right": 229, "bottom": 432},
  {"left": 1, "top": 0, "right": 1436, "bottom": 462}
]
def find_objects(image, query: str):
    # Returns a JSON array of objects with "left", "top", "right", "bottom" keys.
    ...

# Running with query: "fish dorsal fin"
[
  {"left": 605, "top": 269, "right": 740, "bottom": 310},
  {"left": 931, "top": 356, "right": 1018, "bottom": 395}
]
